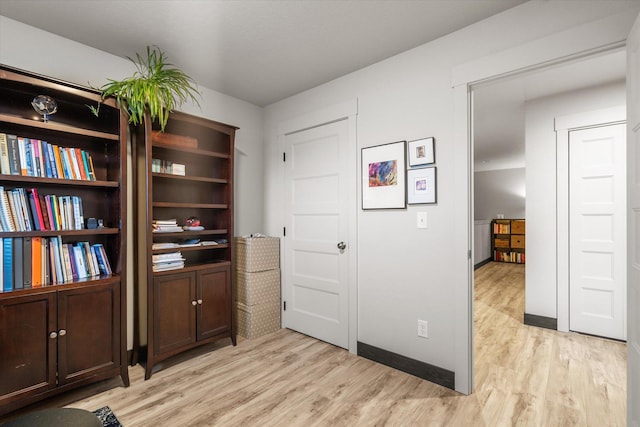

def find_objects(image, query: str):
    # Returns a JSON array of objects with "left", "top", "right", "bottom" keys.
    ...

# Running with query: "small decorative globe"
[{"left": 31, "top": 95, "right": 58, "bottom": 122}]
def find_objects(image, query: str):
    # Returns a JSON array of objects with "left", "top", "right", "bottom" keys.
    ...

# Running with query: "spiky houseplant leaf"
[{"left": 90, "top": 46, "right": 200, "bottom": 131}]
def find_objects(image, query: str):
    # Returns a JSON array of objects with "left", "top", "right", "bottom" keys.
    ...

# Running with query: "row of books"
[
  {"left": 1, "top": 237, "right": 112, "bottom": 292},
  {"left": 0, "top": 133, "right": 96, "bottom": 180},
  {"left": 152, "top": 251, "right": 185, "bottom": 272},
  {"left": 0, "top": 186, "right": 84, "bottom": 232},
  {"left": 494, "top": 250, "right": 525, "bottom": 264},
  {"left": 493, "top": 223, "right": 510, "bottom": 234},
  {"left": 151, "top": 158, "right": 185, "bottom": 176}
]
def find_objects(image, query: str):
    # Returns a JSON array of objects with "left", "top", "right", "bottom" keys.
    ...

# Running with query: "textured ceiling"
[{"left": 0, "top": 0, "right": 526, "bottom": 106}]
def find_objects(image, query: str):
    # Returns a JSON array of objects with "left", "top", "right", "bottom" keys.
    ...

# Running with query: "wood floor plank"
[{"left": 0, "top": 262, "right": 626, "bottom": 426}]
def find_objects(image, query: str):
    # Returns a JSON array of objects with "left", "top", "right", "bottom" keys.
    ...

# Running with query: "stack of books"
[
  {"left": 152, "top": 219, "right": 183, "bottom": 233},
  {"left": 152, "top": 251, "right": 185, "bottom": 272}
]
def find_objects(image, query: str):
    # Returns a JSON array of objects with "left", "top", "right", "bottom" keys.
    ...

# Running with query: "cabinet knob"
[
  {"left": 58, "top": 329, "right": 67, "bottom": 336},
  {"left": 49, "top": 332, "right": 58, "bottom": 339},
  {"left": 192, "top": 300, "right": 197, "bottom": 306},
  {"left": 197, "top": 299, "right": 203, "bottom": 305}
]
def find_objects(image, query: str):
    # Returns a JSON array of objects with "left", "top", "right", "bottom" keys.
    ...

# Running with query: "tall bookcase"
[
  {"left": 134, "top": 111, "right": 237, "bottom": 379},
  {"left": 0, "top": 65, "right": 129, "bottom": 415},
  {"left": 491, "top": 219, "right": 526, "bottom": 264}
]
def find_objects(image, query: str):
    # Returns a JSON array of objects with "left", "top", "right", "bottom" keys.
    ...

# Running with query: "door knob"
[
  {"left": 58, "top": 329, "right": 67, "bottom": 336},
  {"left": 337, "top": 241, "right": 346, "bottom": 250}
]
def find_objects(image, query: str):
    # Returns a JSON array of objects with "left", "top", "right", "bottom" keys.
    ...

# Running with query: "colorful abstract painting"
[{"left": 368, "top": 160, "right": 397, "bottom": 187}]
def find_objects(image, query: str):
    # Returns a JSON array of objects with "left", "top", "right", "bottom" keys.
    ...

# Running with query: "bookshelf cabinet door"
[
  {"left": 153, "top": 272, "right": 197, "bottom": 356},
  {"left": 57, "top": 283, "right": 120, "bottom": 385},
  {"left": 0, "top": 292, "right": 57, "bottom": 404},
  {"left": 196, "top": 266, "right": 231, "bottom": 341}
]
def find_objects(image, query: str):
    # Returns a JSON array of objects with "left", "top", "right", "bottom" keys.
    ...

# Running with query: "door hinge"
[
  {"left": 468, "top": 250, "right": 472, "bottom": 260},
  {"left": 283, "top": 227, "right": 286, "bottom": 236},
  {"left": 283, "top": 301, "right": 287, "bottom": 311},
  {"left": 283, "top": 152, "right": 286, "bottom": 162}
]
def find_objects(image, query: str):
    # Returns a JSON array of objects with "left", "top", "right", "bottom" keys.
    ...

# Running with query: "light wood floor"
[{"left": 2, "top": 262, "right": 626, "bottom": 426}]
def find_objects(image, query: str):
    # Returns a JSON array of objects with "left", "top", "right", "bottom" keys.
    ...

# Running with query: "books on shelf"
[
  {"left": 0, "top": 237, "right": 113, "bottom": 291},
  {"left": 152, "top": 242, "right": 180, "bottom": 250},
  {"left": 0, "top": 132, "right": 96, "bottom": 181},
  {"left": 152, "top": 251, "right": 185, "bottom": 272},
  {"left": 493, "top": 222, "right": 510, "bottom": 234},
  {"left": 0, "top": 186, "right": 85, "bottom": 231},
  {"left": 152, "top": 219, "right": 183, "bottom": 233},
  {"left": 493, "top": 250, "right": 525, "bottom": 264},
  {"left": 151, "top": 158, "right": 186, "bottom": 176}
]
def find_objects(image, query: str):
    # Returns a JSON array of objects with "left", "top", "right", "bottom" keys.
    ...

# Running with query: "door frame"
[
  {"left": 453, "top": 17, "right": 630, "bottom": 394},
  {"left": 555, "top": 106, "right": 626, "bottom": 333},
  {"left": 277, "top": 99, "right": 358, "bottom": 354}
]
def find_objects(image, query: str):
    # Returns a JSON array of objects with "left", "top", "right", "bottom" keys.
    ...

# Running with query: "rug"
[{"left": 92, "top": 406, "right": 123, "bottom": 427}]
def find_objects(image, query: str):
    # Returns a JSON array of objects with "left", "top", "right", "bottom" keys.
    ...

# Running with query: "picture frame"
[
  {"left": 362, "top": 141, "right": 406, "bottom": 209},
  {"left": 408, "top": 137, "right": 435, "bottom": 167},
  {"left": 407, "top": 166, "right": 437, "bottom": 204}
]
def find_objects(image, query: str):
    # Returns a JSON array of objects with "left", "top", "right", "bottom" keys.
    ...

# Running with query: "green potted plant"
[{"left": 89, "top": 46, "right": 200, "bottom": 131}]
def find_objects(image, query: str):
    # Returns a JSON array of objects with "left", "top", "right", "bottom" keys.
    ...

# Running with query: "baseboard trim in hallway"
[
  {"left": 524, "top": 312, "right": 557, "bottom": 330},
  {"left": 357, "top": 341, "right": 455, "bottom": 390}
]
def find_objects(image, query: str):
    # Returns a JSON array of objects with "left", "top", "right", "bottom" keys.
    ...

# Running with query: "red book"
[
  {"left": 75, "top": 148, "right": 87, "bottom": 180},
  {"left": 28, "top": 188, "right": 45, "bottom": 230}
]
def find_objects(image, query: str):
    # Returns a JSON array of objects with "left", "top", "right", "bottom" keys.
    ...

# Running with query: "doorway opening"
[{"left": 470, "top": 48, "right": 627, "bottom": 390}]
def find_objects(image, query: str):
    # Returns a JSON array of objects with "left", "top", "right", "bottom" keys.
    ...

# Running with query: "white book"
[
  {"left": 0, "top": 133, "right": 10, "bottom": 175},
  {"left": 0, "top": 188, "right": 14, "bottom": 232},
  {"left": 72, "top": 245, "right": 88, "bottom": 279},
  {"left": 152, "top": 242, "right": 179, "bottom": 250}
]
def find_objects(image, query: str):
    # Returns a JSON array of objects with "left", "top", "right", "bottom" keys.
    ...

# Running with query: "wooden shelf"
[
  {"left": 136, "top": 111, "right": 237, "bottom": 380},
  {"left": 0, "top": 64, "right": 129, "bottom": 416},
  {"left": 491, "top": 219, "right": 525, "bottom": 264},
  {"left": 0, "top": 113, "right": 120, "bottom": 140},
  {"left": 0, "top": 174, "right": 119, "bottom": 187}
]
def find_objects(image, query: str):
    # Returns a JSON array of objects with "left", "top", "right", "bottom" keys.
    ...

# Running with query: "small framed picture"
[
  {"left": 361, "top": 141, "right": 406, "bottom": 210},
  {"left": 407, "top": 167, "right": 436, "bottom": 204},
  {"left": 408, "top": 137, "right": 435, "bottom": 167}
]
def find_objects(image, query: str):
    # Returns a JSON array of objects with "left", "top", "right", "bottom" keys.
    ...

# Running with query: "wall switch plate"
[
  {"left": 417, "top": 212, "right": 427, "bottom": 229},
  {"left": 417, "top": 320, "right": 428, "bottom": 338}
]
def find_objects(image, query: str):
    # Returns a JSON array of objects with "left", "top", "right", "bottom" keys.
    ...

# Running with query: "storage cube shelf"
[{"left": 491, "top": 219, "right": 525, "bottom": 264}]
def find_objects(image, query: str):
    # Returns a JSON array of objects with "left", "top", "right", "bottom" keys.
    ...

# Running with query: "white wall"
[
  {"left": 264, "top": 1, "right": 639, "bottom": 391},
  {"left": 474, "top": 168, "right": 526, "bottom": 220},
  {"left": 524, "top": 81, "right": 626, "bottom": 319},
  {"left": 0, "top": 16, "right": 265, "bottom": 349}
]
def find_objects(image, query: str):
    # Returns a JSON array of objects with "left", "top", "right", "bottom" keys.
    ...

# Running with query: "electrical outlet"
[{"left": 417, "top": 320, "right": 428, "bottom": 338}]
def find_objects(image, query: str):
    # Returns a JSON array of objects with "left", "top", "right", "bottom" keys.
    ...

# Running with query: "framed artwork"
[
  {"left": 408, "top": 137, "right": 435, "bottom": 167},
  {"left": 407, "top": 166, "right": 436, "bottom": 204},
  {"left": 362, "top": 141, "right": 406, "bottom": 209}
]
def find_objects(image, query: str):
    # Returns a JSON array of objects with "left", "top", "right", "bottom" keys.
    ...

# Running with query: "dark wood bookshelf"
[
  {"left": 0, "top": 64, "right": 129, "bottom": 416},
  {"left": 134, "top": 110, "right": 237, "bottom": 379}
]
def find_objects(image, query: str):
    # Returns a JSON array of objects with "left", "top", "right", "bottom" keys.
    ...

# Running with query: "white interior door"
[
  {"left": 283, "top": 119, "right": 350, "bottom": 349},
  {"left": 627, "top": 11, "right": 640, "bottom": 427},
  {"left": 569, "top": 124, "right": 626, "bottom": 340}
]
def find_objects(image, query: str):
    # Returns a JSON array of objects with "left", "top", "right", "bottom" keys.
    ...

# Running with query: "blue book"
[
  {"left": 41, "top": 141, "right": 53, "bottom": 178},
  {"left": 46, "top": 143, "right": 58, "bottom": 179},
  {"left": 3, "top": 237, "right": 12, "bottom": 291},
  {"left": 92, "top": 244, "right": 110, "bottom": 275},
  {"left": 24, "top": 139, "right": 34, "bottom": 177}
]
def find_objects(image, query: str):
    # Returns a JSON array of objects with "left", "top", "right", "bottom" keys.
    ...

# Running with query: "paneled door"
[
  {"left": 283, "top": 119, "right": 350, "bottom": 349},
  {"left": 569, "top": 123, "right": 626, "bottom": 340}
]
